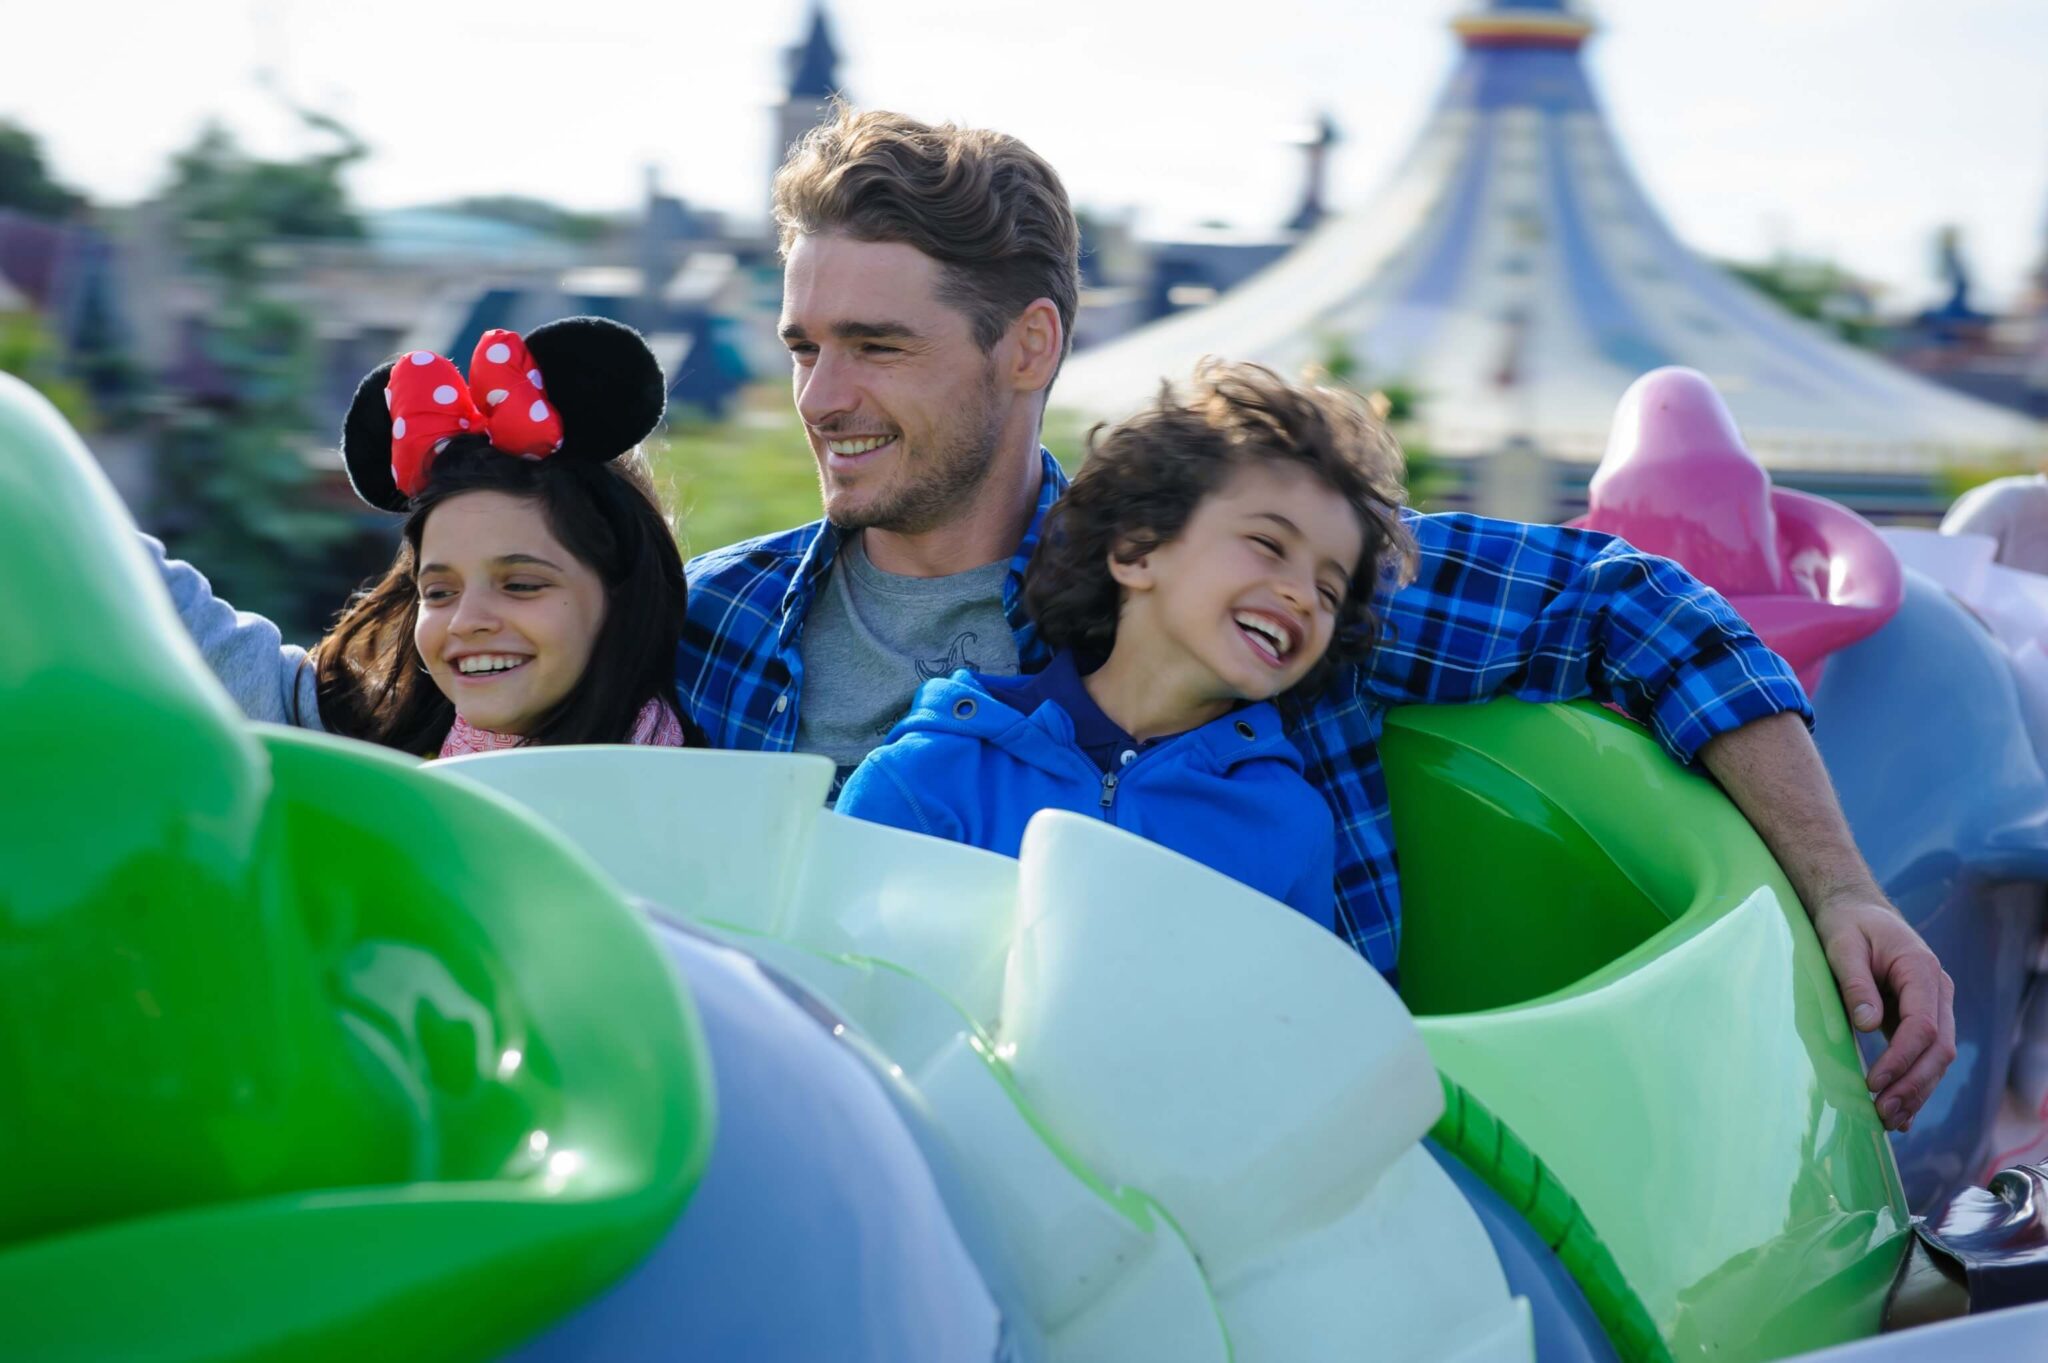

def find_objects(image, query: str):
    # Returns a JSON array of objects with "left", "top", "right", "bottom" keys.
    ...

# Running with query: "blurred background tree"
[
  {"left": 653, "top": 387, "right": 824, "bottom": 557},
  {"left": 0, "top": 120, "right": 86, "bottom": 219},
  {"left": 434, "top": 195, "right": 612, "bottom": 244},
  {"left": 149, "top": 109, "right": 366, "bottom": 627},
  {"left": 1313, "top": 332, "right": 1443, "bottom": 509},
  {"left": 0, "top": 120, "right": 142, "bottom": 431},
  {"left": 1722, "top": 253, "right": 1885, "bottom": 350},
  {"left": 0, "top": 310, "right": 92, "bottom": 427},
  {"left": 165, "top": 114, "right": 366, "bottom": 273}
]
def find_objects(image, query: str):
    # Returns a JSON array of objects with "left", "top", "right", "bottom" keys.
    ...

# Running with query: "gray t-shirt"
[
  {"left": 1942, "top": 474, "right": 2048, "bottom": 575},
  {"left": 798, "top": 531, "right": 1019, "bottom": 792}
]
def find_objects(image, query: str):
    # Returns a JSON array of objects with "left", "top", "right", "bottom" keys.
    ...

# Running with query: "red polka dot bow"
[{"left": 384, "top": 329, "right": 564, "bottom": 497}]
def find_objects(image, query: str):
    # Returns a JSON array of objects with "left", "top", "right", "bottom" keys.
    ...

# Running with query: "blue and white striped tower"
[{"left": 1058, "top": 2, "right": 2046, "bottom": 516}]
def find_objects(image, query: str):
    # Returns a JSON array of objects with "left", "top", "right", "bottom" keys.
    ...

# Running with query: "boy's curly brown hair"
[{"left": 1025, "top": 361, "right": 1416, "bottom": 695}]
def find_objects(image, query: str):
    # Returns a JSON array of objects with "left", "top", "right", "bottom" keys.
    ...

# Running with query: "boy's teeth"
[
  {"left": 1234, "top": 613, "right": 1290, "bottom": 658},
  {"left": 827, "top": 435, "right": 894, "bottom": 455}
]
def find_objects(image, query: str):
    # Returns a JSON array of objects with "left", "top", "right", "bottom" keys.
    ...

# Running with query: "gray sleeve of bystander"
[{"left": 143, "top": 532, "right": 326, "bottom": 731}]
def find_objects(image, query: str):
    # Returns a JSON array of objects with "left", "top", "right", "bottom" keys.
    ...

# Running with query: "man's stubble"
[{"left": 823, "top": 360, "right": 1008, "bottom": 538}]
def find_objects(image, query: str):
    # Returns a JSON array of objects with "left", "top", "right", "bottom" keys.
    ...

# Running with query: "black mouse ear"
[
  {"left": 340, "top": 361, "right": 407, "bottom": 512},
  {"left": 523, "top": 316, "right": 667, "bottom": 463}
]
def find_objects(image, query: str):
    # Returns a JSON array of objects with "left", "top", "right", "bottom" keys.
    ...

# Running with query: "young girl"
[
  {"left": 837, "top": 362, "right": 1414, "bottom": 928},
  {"left": 154, "top": 316, "right": 693, "bottom": 755}
]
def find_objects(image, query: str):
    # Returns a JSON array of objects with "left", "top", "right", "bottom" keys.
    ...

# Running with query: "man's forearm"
[
  {"left": 1697, "top": 711, "right": 1879, "bottom": 916},
  {"left": 1698, "top": 709, "right": 1954, "bottom": 1129}
]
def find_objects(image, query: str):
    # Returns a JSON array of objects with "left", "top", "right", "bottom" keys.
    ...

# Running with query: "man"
[{"left": 680, "top": 106, "right": 1954, "bottom": 1131}]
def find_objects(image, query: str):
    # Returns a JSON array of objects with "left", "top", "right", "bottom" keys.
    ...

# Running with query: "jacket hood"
[{"left": 890, "top": 669, "right": 1305, "bottom": 781}]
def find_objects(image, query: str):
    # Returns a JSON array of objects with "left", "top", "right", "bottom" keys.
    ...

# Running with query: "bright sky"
[{"left": 10, "top": 0, "right": 2046, "bottom": 309}]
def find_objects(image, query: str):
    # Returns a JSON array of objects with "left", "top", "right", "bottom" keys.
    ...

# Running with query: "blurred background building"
[
  {"left": 1057, "top": 0, "right": 2048, "bottom": 521},
  {"left": 3, "top": 0, "right": 2045, "bottom": 630}
]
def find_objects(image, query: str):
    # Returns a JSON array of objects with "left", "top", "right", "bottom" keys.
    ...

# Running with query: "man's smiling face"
[{"left": 779, "top": 233, "right": 1008, "bottom": 535}]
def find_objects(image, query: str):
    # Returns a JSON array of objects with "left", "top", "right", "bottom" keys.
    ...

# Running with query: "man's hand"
[
  {"left": 1811, "top": 893, "right": 1956, "bottom": 1131},
  {"left": 1700, "top": 712, "right": 1958, "bottom": 1133}
]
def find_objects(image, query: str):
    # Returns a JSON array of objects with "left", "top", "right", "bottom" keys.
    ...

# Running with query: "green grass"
[
  {"left": 650, "top": 385, "right": 1098, "bottom": 559},
  {"left": 650, "top": 383, "right": 1443, "bottom": 562},
  {"left": 648, "top": 387, "right": 825, "bottom": 558}
]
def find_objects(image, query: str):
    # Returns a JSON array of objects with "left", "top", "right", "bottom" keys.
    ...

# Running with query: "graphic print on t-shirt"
[
  {"left": 798, "top": 534, "right": 1018, "bottom": 804},
  {"left": 915, "top": 631, "right": 983, "bottom": 684}
]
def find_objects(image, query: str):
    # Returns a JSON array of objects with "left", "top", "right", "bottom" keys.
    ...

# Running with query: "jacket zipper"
[{"left": 1095, "top": 729, "right": 1253, "bottom": 821}]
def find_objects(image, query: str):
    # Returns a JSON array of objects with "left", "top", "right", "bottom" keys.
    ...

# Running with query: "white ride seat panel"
[
  {"left": 430, "top": 756, "right": 1531, "bottom": 1363},
  {"left": 433, "top": 747, "right": 832, "bottom": 934}
]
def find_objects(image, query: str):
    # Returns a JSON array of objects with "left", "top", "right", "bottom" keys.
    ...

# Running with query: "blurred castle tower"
[
  {"left": 773, "top": 3, "right": 844, "bottom": 203},
  {"left": 1284, "top": 114, "right": 1340, "bottom": 235},
  {"left": 2028, "top": 176, "right": 2048, "bottom": 400}
]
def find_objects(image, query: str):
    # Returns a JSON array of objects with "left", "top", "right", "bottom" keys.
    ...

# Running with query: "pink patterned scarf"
[{"left": 436, "top": 698, "right": 687, "bottom": 759}]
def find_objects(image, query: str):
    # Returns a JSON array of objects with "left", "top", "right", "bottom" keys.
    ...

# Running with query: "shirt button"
[
  {"left": 773, "top": 694, "right": 789, "bottom": 714},
  {"left": 1119, "top": 749, "right": 1138, "bottom": 767}
]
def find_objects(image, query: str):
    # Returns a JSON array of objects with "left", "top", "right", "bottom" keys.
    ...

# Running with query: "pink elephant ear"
[
  {"left": 1585, "top": 367, "right": 1904, "bottom": 693},
  {"left": 467, "top": 330, "right": 563, "bottom": 459},
  {"left": 1584, "top": 366, "right": 1786, "bottom": 597}
]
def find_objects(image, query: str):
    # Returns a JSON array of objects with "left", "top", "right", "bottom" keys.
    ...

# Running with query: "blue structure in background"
[
  {"left": 1811, "top": 574, "right": 2048, "bottom": 1210},
  {"left": 1059, "top": 0, "right": 2047, "bottom": 521}
]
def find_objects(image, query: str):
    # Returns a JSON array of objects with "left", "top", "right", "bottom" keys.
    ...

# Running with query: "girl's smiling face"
[{"left": 413, "top": 490, "right": 608, "bottom": 735}]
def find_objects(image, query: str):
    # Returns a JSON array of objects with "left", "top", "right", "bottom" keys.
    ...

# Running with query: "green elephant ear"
[{"left": 0, "top": 373, "right": 716, "bottom": 1362}]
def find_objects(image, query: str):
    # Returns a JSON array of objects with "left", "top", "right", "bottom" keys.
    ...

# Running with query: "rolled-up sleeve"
[{"left": 1364, "top": 512, "right": 1810, "bottom": 762}]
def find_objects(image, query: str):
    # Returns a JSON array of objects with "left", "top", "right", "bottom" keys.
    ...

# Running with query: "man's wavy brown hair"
[
  {"left": 1025, "top": 361, "right": 1417, "bottom": 696},
  {"left": 773, "top": 103, "right": 1081, "bottom": 373}
]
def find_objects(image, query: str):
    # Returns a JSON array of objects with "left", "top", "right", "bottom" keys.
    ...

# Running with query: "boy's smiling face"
[{"left": 1111, "top": 460, "right": 1365, "bottom": 708}]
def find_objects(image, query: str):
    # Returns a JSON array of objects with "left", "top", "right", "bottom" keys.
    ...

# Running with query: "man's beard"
[{"left": 825, "top": 364, "right": 1006, "bottom": 537}]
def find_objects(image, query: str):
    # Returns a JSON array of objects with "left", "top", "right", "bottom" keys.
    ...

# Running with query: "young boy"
[{"left": 836, "top": 362, "right": 1414, "bottom": 929}]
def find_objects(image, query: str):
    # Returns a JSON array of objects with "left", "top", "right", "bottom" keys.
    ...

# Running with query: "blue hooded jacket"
[{"left": 837, "top": 668, "right": 1338, "bottom": 930}]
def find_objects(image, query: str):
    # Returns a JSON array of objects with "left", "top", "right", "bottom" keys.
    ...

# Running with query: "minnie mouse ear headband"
[{"left": 340, "top": 315, "right": 666, "bottom": 513}]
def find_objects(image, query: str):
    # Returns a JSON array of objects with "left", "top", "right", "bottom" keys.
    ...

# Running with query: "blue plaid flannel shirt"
[{"left": 679, "top": 448, "right": 1811, "bottom": 976}]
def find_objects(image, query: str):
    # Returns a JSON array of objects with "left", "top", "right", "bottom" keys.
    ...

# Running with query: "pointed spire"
[
  {"left": 2034, "top": 168, "right": 2048, "bottom": 293},
  {"left": 1285, "top": 113, "right": 1340, "bottom": 235},
  {"left": 785, "top": 3, "right": 842, "bottom": 100}
]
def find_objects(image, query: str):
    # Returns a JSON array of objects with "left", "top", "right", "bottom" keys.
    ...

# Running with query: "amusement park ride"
[{"left": 4, "top": 363, "right": 2048, "bottom": 1361}]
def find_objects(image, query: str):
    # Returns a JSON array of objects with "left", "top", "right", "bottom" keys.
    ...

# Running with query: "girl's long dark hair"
[{"left": 311, "top": 437, "right": 689, "bottom": 753}]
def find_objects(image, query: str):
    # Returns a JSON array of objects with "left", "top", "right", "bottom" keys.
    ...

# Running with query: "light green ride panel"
[
  {"left": 437, "top": 747, "right": 1538, "bottom": 1363},
  {"left": 1386, "top": 701, "right": 1910, "bottom": 1362}
]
